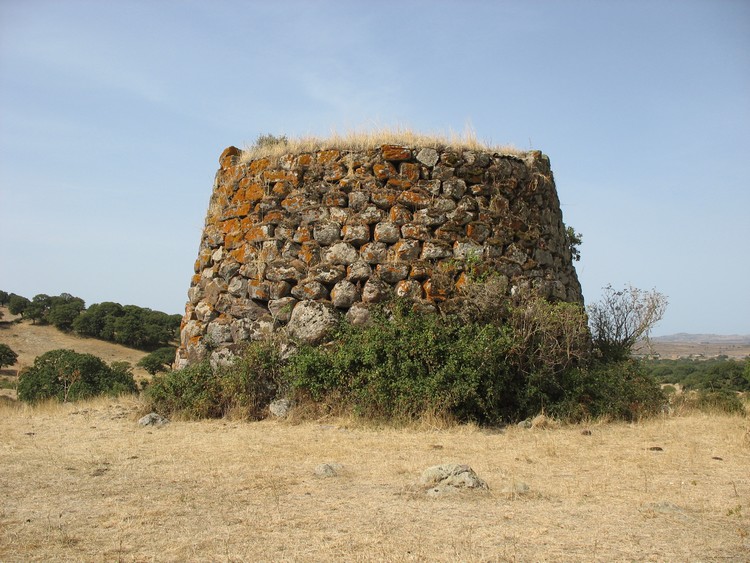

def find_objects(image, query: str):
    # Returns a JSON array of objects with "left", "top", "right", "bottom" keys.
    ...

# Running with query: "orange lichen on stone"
[
  {"left": 373, "top": 162, "right": 397, "bottom": 180},
  {"left": 400, "top": 162, "right": 421, "bottom": 182},
  {"left": 317, "top": 149, "right": 341, "bottom": 164},
  {"left": 239, "top": 179, "right": 266, "bottom": 203},
  {"left": 244, "top": 224, "right": 274, "bottom": 243},
  {"left": 423, "top": 278, "right": 450, "bottom": 302},
  {"left": 264, "top": 170, "right": 300, "bottom": 185},
  {"left": 454, "top": 272, "right": 470, "bottom": 292},
  {"left": 221, "top": 218, "right": 240, "bottom": 235},
  {"left": 219, "top": 146, "right": 240, "bottom": 169},
  {"left": 397, "top": 189, "right": 431, "bottom": 209},
  {"left": 297, "top": 153, "right": 313, "bottom": 167},
  {"left": 248, "top": 158, "right": 271, "bottom": 174},
  {"left": 381, "top": 144, "right": 412, "bottom": 161}
]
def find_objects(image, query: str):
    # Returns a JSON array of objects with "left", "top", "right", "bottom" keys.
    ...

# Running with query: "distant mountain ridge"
[{"left": 652, "top": 333, "right": 750, "bottom": 344}]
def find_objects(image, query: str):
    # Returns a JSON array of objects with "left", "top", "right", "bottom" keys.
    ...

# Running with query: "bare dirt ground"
[
  {"left": 0, "top": 307, "right": 150, "bottom": 398},
  {"left": 1, "top": 397, "right": 748, "bottom": 562}
]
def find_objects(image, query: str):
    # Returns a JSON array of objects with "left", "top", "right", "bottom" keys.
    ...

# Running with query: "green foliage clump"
[
  {"left": 552, "top": 360, "right": 665, "bottom": 421},
  {"left": 146, "top": 340, "right": 284, "bottom": 419},
  {"left": 671, "top": 389, "right": 746, "bottom": 416},
  {"left": 642, "top": 357, "right": 750, "bottom": 392},
  {"left": 287, "top": 302, "right": 515, "bottom": 423},
  {"left": 137, "top": 347, "right": 177, "bottom": 375},
  {"left": 73, "top": 302, "right": 180, "bottom": 351},
  {"left": 17, "top": 349, "right": 137, "bottom": 404},
  {"left": 0, "top": 343, "right": 19, "bottom": 369},
  {"left": 8, "top": 294, "right": 30, "bottom": 316}
]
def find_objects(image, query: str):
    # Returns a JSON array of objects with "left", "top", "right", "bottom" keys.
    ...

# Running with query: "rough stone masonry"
[{"left": 176, "top": 143, "right": 583, "bottom": 368}]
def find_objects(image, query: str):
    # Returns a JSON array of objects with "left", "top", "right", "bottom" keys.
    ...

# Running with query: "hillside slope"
[{"left": 0, "top": 307, "right": 150, "bottom": 397}]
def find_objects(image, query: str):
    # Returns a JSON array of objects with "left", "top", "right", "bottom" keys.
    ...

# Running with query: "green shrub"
[
  {"left": 287, "top": 297, "right": 597, "bottom": 424},
  {"left": 146, "top": 340, "right": 284, "bottom": 419},
  {"left": 551, "top": 360, "right": 665, "bottom": 421},
  {"left": 672, "top": 390, "right": 746, "bottom": 416},
  {"left": 137, "top": 347, "right": 177, "bottom": 375},
  {"left": 0, "top": 343, "right": 18, "bottom": 369},
  {"left": 17, "top": 349, "right": 137, "bottom": 403},
  {"left": 288, "top": 303, "right": 516, "bottom": 423}
]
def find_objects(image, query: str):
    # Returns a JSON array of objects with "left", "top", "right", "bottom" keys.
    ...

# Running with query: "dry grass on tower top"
[{"left": 240, "top": 127, "right": 525, "bottom": 163}]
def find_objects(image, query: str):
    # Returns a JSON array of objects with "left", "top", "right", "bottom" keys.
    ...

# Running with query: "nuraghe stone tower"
[{"left": 176, "top": 142, "right": 583, "bottom": 368}]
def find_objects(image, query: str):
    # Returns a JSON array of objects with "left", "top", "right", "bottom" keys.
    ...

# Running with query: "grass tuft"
[{"left": 240, "top": 126, "right": 524, "bottom": 163}]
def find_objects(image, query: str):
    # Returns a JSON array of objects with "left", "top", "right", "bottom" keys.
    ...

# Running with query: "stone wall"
[{"left": 176, "top": 143, "right": 582, "bottom": 368}]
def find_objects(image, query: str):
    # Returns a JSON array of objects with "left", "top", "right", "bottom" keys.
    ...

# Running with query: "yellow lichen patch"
[
  {"left": 317, "top": 149, "right": 341, "bottom": 164},
  {"left": 248, "top": 157, "right": 271, "bottom": 174}
]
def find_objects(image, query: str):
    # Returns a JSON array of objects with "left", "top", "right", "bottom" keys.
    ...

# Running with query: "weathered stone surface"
[
  {"left": 331, "top": 280, "right": 360, "bottom": 309},
  {"left": 376, "top": 263, "right": 410, "bottom": 283},
  {"left": 373, "top": 221, "right": 401, "bottom": 244},
  {"left": 395, "top": 279, "right": 424, "bottom": 300},
  {"left": 342, "top": 223, "right": 370, "bottom": 246},
  {"left": 362, "top": 277, "right": 390, "bottom": 303},
  {"left": 390, "top": 239, "right": 421, "bottom": 262},
  {"left": 345, "top": 302, "right": 371, "bottom": 326},
  {"left": 416, "top": 147, "right": 439, "bottom": 167},
  {"left": 314, "top": 463, "right": 342, "bottom": 477},
  {"left": 286, "top": 301, "right": 338, "bottom": 345},
  {"left": 313, "top": 221, "right": 341, "bottom": 245},
  {"left": 360, "top": 241, "right": 388, "bottom": 264},
  {"left": 324, "top": 242, "right": 359, "bottom": 265},
  {"left": 269, "top": 398, "right": 292, "bottom": 418},
  {"left": 138, "top": 413, "right": 169, "bottom": 427},
  {"left": 179, "top": 144, "right": 584, "bottom": 364},
  {"left": 268, "top": 297, "right": 298, "bottom": 323},
  {"left": 291, "top": 280, "right": 328, "bottom": 300},
  {"left": 419, "top": 464, "right": 489, "bottom": 497},
  {"left": 310, "top": 264, "right": 346, "bottom": 285},
  {"left": 421, "top": 240, "right": 453, "bottom": 260},
  {"left": 381, "top": 144, "right": 412, "bottom": 161},
  {"left": 346, "top": 260, "right": 372, "bottom": 282}
]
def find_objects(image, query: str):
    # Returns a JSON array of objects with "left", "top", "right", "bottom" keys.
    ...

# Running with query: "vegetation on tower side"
[{"left": 146, "top": 276, "right": 676, "bottom": 424}]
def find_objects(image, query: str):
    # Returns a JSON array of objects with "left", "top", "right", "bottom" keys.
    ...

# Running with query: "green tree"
[
  {"left": 0, "top": 290, "right": 10, "bottom": 305},
  {"left": 8, "top": 294, "right": 30, "bottom": 316},
  {"left": 565, "top": 226, "right": 583, "bottom": 262},
  {"left": 588, "top": 285, "right": 668, "bottom": 362},
  {"left": 17, "top": 349, "right": 137, "bottom": 403},
  {"left": 73, "top": 301, "right": 124, "bottom": 340},
  {"left": 137, "top": 347, "right": 176, "bottom": 375},
  {"left": 47, "top": 294, "right": 86, "bottom": 331},
  {"left": 25, "top": 294, "right": 51, "bottom": 324},
  {"left": 0, "top": 343, "right": 18, "bottom": 369}
]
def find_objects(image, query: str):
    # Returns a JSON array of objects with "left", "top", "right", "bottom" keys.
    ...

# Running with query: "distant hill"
[
  {"left": 652, "top": 333, "right": 750, "bottom": 345},
  {"left": 638, "top": 333, "right": 750, "bottom": 359}
]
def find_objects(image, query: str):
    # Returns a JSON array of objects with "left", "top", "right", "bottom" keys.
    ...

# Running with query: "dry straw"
[{"left": 240, "top": 126, "right": 524, "bottom": 163}]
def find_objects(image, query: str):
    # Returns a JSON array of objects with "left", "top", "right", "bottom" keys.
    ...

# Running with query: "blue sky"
[{"left": 1, "top": 0, "right": 748, "bottom": 336}]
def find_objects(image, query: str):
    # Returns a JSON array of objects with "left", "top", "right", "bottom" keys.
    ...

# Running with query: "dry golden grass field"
[{"left": 1, "top": 396, "right": 748, "bottom": 562}]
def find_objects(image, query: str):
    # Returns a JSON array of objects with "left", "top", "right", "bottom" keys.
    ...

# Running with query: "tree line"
[{"left": 0, "top": 290, "right": 181, "bottom": 351}]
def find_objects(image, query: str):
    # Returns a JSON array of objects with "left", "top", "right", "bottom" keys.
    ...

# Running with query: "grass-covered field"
[{"left": 1, "top": 396, "right": 748, "bottom": 562}]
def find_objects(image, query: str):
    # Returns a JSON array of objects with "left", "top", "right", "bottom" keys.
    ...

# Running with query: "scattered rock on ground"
[
  {"left": 138, "top": 412, "right": 169, "bottom": 427},
  {"left": 419, "top": 463, "right": 489, "bottom": 496},
  {"left": 314, "top": 463, "right": 342, "bottom": 477},
  {"left": 269, "top": 398, "right": 291, "bottom": 418}
]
